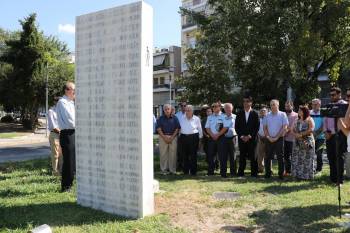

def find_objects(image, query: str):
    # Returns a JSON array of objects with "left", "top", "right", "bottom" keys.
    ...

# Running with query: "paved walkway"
[{"left": 0, "top": 122, "right": 50, "bottom": 163}]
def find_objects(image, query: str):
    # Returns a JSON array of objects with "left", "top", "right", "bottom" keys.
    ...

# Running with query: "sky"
[{"left": 0, "top": 0, "right": 182, "bottom": 51}]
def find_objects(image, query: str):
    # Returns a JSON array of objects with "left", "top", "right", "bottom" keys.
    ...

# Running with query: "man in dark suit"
[{"left": 235, "top": 95, "right": 260, "bottom": 177}]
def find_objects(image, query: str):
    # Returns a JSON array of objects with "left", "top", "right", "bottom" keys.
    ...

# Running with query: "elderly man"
[
  {"left": 56, "top": 82, "right": 76, "bottom": 192},
  {"left": 264, "top": 99, "right": 289, "bottom": 179},
  {"left": 284, "top": 101, "right": 298, "bottom": 176},
  {"left": 324, "top": 87, "right": 347, "bottom": 185},
  {"left": 205, "top": 102, "right": 227, "bottom": 176},
  {"left": 235, "top": 95, "right": 260, "bottom": 177},
  {"left": 48, "top": 97, "right": 62, "bottom": 176},
  {"left": 223, "top": 103, "right": 237, "bottom": 177},
  {"left": 156, "top": 104, "right": 181, "bottom": 175},
  {"left": 310, "top": 98, "right": 325, "bottom": 172},
  {"left": 179, "top": 105, "right": 203, "bottom": 175}
]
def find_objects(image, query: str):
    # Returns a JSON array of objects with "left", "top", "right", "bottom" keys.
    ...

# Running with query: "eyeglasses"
[{"left": 66, "top": 88, "right": 75, "bottom": 91}]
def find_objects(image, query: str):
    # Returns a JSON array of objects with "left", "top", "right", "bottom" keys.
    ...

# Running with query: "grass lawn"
[
  {"left": 0, "top": 132, "right": 28, "bottom": 139},
  {"left": 1, "top": 157, "right": 350, "bottom": 233}
]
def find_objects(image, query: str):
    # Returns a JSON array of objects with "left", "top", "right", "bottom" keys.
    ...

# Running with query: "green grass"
[
  {"left": 1, "top": 157, "right": 350, "bottom": 232},
  {"left": 0, "top": 132, "right": 27, "bottom": 139}
]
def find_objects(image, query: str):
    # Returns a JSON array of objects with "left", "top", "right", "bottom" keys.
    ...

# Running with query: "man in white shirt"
[
  {"left": 48, "top": 97, "right": 62, "bottom": 176},
  {"left": 56, "top": 81, "right": 76, "bottom": 192},
  {"left": 223, "top": 103, "right": 237, "bottom": 177},
  {"left": 179, "top": 105, "right": 203, "bottom": 175}
]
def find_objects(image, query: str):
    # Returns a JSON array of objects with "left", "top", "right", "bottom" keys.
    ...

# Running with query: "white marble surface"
[{"left": 75, "top": 1, "right": 154, "bottom": 218}]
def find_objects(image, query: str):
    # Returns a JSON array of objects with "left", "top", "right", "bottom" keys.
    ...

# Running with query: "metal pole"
[
  {"left": 45, "top": 63, "right": 48, "bottom": 137},
  {"left": 169, "top": 73, "right": 172, "bottom": 104}
]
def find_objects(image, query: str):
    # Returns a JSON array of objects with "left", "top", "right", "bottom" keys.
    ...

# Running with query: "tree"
[
  {"left": 0, "top": 14, "right": 74, "bottom": 129},
  {"left": 180, "top": 0, "right": 350, "bottom": 105}
]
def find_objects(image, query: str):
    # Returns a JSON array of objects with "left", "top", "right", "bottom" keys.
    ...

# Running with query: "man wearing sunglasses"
[
  {"left": 324, "top": 87, "right": 347, "bottom": 185},
  {"left": 176, "top": 102, "right": 187, "bottom": 170},
  {"left": 56, "top": 81, "right": 76, "bottom": 192}
]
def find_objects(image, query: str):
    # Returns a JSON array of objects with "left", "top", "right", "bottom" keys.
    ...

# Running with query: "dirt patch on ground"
[{"left": 155, "top": 191, "right": 258, "bottom": 233}]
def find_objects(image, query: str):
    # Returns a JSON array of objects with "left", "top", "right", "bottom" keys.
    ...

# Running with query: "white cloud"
[{"left": 58, "top": 24, "right": 75, "bottom": 34}]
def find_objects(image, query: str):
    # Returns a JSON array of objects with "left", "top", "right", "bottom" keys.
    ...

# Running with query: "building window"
[
  {"left": 159, "top": 77, "right": 165, "bottom": 85},
  {"left": 153, "top": 78, "right": 158, "bottom": 85}
]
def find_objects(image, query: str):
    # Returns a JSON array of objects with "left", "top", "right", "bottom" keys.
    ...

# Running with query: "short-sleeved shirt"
[
  {"left": 285, "top": 111, "right": 298, "bottom": 142},
  {"left": 310, "top": 110, "right": 324, "bottom": 140},
  {"left": 205, "top": 112, "right": 225, "bottom": 134},
  {"left": 56, "top": 95, "right": 75, "bottom": 130},
  {"left": 156, "top": 115, "right": 180, "bottom": 135},
  {"left": 224, "top": 113, "right": 237, "bottom": 138},
  {"left": 263, "top": 111, "right": 289, "bottom": 138}
]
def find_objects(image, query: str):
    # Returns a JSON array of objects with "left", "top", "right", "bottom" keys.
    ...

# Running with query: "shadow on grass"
[
  {"left": 0, "top": 202, "right": 125, "bottom": 229},
  {"left": 249, "top": 204, "right": 341, "bottom": 233},
  {"left": 0, "top": 189, "right": 30, "bottom": 198}
]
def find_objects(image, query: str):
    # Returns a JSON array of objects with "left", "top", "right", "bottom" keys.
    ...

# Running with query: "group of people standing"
[{"left": 155, "top": 87, "right": 350, "bottom": 185}]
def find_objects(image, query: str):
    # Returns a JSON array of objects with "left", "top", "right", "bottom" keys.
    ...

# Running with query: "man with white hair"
[
  {"left": 310, "top": 98, "right": 325, "bottom": 172},
  {"left": 179, "top": 105, "right": 203, "bottom": 175},
  {"left": 223, "top": 103, "right": 238, "bottom": 177},
  {"left": 56, "top": 81, "right": 76, "bottom": 192},
  {"left": 263, "top": 99, "right": 289, "bottom": 179},
  {"left": 156, "top": 104, "right": 181, "bottom": 175}
]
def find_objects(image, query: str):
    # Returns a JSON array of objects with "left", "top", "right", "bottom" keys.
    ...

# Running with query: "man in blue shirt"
[
  {"left": 311, "top": 98, "right": 325, "bottom": 172},
  {"left": 205, "top": 102, "right": 228, "bottom": 176},
  {"left": 56, "top": 81, "right": 76, "bottom": 192},
  {"left": 263, "top": 99, "right": 289, "bottom": 179},
  {"left": 156, "top": 104, "right": 181, "bottom": 174}
]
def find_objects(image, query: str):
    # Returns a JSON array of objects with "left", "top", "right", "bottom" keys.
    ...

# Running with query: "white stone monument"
[{"left": 75, "top": 1, "right": 154, "bottom": 218}]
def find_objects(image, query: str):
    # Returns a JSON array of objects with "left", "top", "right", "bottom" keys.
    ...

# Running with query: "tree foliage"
[
  {"left": 0, "top": 14, "right": 74, "bottom": 129},
  {"left": 180, "top": 0, "right": 350, "bottom": 105}
]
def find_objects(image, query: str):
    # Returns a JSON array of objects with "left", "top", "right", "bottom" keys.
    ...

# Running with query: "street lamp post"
[
  {"left": 168, "top": 66, "right": 174, "bottom": 105},
  {"left": 45, "top": 63, "right": 49, "bottom": 137}
]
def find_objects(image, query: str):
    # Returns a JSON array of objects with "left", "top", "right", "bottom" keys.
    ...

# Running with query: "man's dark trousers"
[
  {"left": 181, "top": 133, "right": 199, "bottom": 175},
  {"left": 207, "top": 137, "right": 225, "bottom": 176},
  {"left": 60, "top": 129, "right": 76, "bottom": 191},
  {"left": 326, "top": 133, "right": 346, "bottom": 183},
  {"left": 265, "top": 137, "right": 284, "bottom": 178},
  {"left": 224, "top": 137, "right": 237, "bottom": 176},
  {"left": 315, "top": 138, "right": 325, "bottom": 172},
  {"left": 237, "top": 138, "right": 258, "bottom": 177},
  {"left": 283, "top": 140, "right": 293, "bottom": 173}
]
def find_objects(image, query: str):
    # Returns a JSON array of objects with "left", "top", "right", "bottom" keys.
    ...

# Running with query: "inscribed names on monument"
[{"left": 75, "top": 1, "right": 154, "bottom": 218}]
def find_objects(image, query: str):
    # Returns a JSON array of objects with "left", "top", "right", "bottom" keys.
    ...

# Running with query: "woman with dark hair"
[{"left": 291, "top": 105, "right": 316, "bottom": 180}]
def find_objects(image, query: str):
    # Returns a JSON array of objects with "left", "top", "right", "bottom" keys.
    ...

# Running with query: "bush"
[{"left": 1, "top": 115, "right": 14, "bottom": 123}]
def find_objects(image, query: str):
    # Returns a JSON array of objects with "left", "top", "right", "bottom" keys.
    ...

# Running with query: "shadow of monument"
[
  {"left": 0, "top": 202, "right": 123, "bottom": 229},
  {"left": 249, "top": 204, "right": 342, "bottom": 233}
]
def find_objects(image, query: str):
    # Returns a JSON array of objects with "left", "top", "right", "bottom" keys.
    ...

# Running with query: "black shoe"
[
  {"left": 279, "top": 175, "right": 284, "bottom": 180},
  {"left": 251, "top": 174, "right": 258, "bottom": 178},
  {"left": 221, "top": 174, "right": 227, "bottom": 178},
  {"left": 264, "top": 174, "right": 271, "bottom": 179}
]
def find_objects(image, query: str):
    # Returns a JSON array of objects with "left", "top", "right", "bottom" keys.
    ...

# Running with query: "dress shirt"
[
  {"left": 224, "top": 113, "right": 237, "bottom": 138},
  {"left": 175, "top": 111, "right": 185, "bottom": 125},
  {"left": 285, "top": 111, "right": 298, "bottom": 142},
  {"left": 48, "top": 106, "right": 59, "bottom": 131},
  {"left": 205, "top": 112, "right": 225, "bottom": 134},
  {"left": 56, "top": 95, "right": 75, "bottom": 130},
  {"left": 258, "top": 117, "right": 265, "bottom": 137},
  {"left": 180, "top": 115, "right": 203, "bottom": 138},
  {"left": 245, "top": 110, "right": 250, "bottom": 122},
  {"left": 263, "top": 111, "right": 289, "bottom": 138}
]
